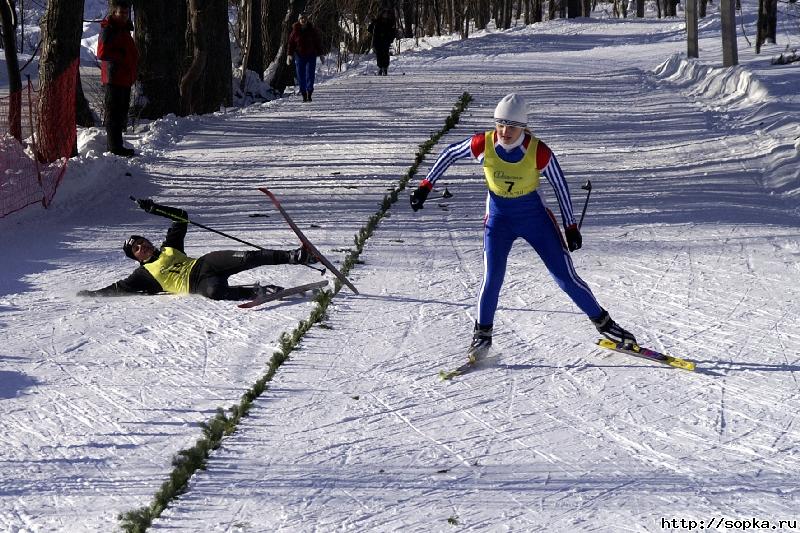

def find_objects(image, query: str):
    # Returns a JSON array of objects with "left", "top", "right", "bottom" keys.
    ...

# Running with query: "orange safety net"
[{"left": 1, "top": 59, "right": 78, "bottom": 218}]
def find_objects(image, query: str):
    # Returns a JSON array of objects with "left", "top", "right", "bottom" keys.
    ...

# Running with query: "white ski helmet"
[{"left": 494, "top": 93, "right": 527, "bottom": 128}]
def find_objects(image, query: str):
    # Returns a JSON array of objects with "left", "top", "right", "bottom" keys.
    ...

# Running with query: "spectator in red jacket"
[
  {"left": 286, "top": 13, "right": 324, "bottom": 102},
  {"left": 97, "top": 0, "right": 139, "bottom": 157}
]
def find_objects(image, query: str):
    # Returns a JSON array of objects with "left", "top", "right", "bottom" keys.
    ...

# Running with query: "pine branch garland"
[{"left": 118, "top": 91, "right": 472, "bottom": 532}]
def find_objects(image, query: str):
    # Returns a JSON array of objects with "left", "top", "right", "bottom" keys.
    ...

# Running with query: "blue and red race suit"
[{"left": 419, "top": 130, "right": 603, "bottom": 326}]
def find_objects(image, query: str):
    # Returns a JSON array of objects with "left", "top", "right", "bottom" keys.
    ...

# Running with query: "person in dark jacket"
[
  {"left": 77, "top": 200, "right": 318, "bottom": 301},
  {"left": 97, "top": 0, "right": 139, "bottom": 157},
  {"left": 368, "top": 9, "right": 396, "bottom": 76},
  {"left": 286, "top": 13, "right": 324, "bottom": 102}
]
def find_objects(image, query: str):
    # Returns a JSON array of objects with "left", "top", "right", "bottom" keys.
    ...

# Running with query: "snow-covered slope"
[{"left": 1, "top": 6, "right": 799, "bottom": 532}]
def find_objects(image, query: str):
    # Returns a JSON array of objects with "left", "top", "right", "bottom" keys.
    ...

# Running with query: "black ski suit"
[{"left": 78, "top": 207, "right": 292, "bottom": 300}]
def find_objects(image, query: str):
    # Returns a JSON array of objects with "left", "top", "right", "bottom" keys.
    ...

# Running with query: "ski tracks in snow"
[{"left": 3, "top": 16, "right": 800, "bottom": 533}]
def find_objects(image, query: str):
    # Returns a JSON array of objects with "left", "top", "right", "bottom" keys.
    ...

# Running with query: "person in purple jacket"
[{"left": 410, "top": 93, "right": 637, "bottom": 359}]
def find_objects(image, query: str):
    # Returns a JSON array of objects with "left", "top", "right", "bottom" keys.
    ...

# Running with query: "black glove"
[
  {"left": 289, "top": 246, "right": 319, "bottom": 265},
  {"left": 136, "top": 198, "right": 155, "bottom": 213},
  {"left": 410, "top": 186, "right": 430, "bottom": 212},
  {"left": 135, "top": 198, "right": 186, "bottom": 222},
  {"left": 565, "top": 224, "right": 582, "bottom": 252}
]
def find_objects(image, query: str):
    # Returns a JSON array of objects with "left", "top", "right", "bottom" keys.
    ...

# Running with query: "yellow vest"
[
  {"left": 143, "top": 247, "right": 197, "bottom": 294},
  {"left": 483, "top": 130, "right": 540, "bottom": 198}
]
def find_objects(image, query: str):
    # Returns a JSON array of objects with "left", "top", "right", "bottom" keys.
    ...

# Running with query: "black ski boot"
[
  {"left": 592, "top": 310, "right": 637, "bottom": 346},
  {"left": 254, "top": 284, "right": 284, "bottom": 299},
  {"left": 467, "top": 322, "right": 493, "bottom": 362}
]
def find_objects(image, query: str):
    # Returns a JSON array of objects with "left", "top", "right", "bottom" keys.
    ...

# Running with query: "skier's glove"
[
  {"left": 565, "top": 224, "right": 582, "bottom": 252},
  {"left": 409, "top": 186, "right": 430, "bottom": 212},
  {"left": 289, "top": 246, "right": 318, "bottom": 265},
  {"left": 135, "top": 198, "right": 187, "bottom": 222}
]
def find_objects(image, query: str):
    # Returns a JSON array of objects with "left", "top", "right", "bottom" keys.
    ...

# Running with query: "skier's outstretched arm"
[
  {"left": 538, "top": 143, "right": 582, "bottom": 251},
  {"left": 410, "top": 136, "right": 475, "bottom": 211},
  {"left": 77, "top": 268, "right": 162, "bottom": 297}
]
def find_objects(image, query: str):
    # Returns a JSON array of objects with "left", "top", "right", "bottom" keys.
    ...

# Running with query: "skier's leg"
[
  {"left": 196, "top": 249, "right": 291, "bottom": 278},
  {"left": 477, "top": 216, "right": 516, "bottom": 327},
  {"left": 196, "top": 278, "right": 256, "bottom": 301},
  {"left": 190, "top": 250, "right": 292, "bottom": 299},
  {"left": 522, "top": 208, "right": 604, "bottom": 318}
]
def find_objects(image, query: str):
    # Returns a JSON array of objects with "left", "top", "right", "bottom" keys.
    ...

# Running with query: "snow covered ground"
[{"left": 2, "top": 4, "right": 799, "bottom": 532}]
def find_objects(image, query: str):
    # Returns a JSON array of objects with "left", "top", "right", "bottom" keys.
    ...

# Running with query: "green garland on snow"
[{"left": 117, "top": 91, "right": 472, "bottom": 533}]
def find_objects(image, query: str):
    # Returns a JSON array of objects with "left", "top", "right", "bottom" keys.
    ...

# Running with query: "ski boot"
[
  {"left": 255, "top": 284, "right": 284, "bottom": 298},
  {"left": 467, "top": 322, "right": 493, "bottom": 363}
]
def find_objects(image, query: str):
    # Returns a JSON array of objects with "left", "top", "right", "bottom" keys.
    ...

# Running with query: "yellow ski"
[{"left": 596, "top": 339, "right": 696, "bottom": 371}]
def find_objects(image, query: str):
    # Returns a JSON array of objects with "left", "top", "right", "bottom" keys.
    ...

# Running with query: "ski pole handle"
[{"left": 578, "top": 180, "right": 592, "bottom": 230}]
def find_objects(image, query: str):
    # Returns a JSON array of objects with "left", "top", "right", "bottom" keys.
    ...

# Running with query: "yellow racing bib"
[
  {"left": 483, "top": 130, "right": 540, "bottom": 198},
  {"left": 143, "top": 247, "right": 197, "bottom": 294}
]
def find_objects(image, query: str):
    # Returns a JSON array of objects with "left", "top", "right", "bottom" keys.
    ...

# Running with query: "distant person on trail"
[
  {"left": 77, "top": 200, "right": 318, "bottom": 301},
  {"left": 409, "top": 93, "right": 637, "bottom": 359},
  {"left": 287, "top": 13, "right": 324, "bottom": 102},
  {"left": 368, "top": 8, "right": 396, "bottom": 76},
  {"left": 97, "top": 0, "right": 139, "bottom": 158}
]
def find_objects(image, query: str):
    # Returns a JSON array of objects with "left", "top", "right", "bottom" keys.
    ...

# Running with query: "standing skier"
[
  {"left": 409, "top": 93, "right": 637, "bottom": 359},
  {"left": 77, "top": 200, "right": 317, "bottom": 300}
]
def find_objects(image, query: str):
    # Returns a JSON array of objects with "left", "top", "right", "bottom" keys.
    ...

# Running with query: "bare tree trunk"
[
  {"left": 239, "top": 0, "right": 254, "bottom": 91},
  {"left": 721, "top": 0, "right": 739, "bottom": 66},
  {"left": 756, "top": 0, "right": 778, "bottom": 53},
  {"left": 1, "top": 0, "right": 23, "bottom": 140},
  {"left": 180, "top": 0, "right": 205, "bottom": 115},
  {"left": 262, "top": 0, "right": 288, "bottom": 71},
  {"left": 37, "top": 0, "right": 83, "bottom": 161},
  {"left": 401, "top": 0, "right": 414, "bottom": 37},
  {"left": 136, "top": 0, "right": 184, "bottom": 118},
  {"left": 532, "top": 0, "right": 543, "bottom": 22},
  {"left": 244, "top": 0, "right": 264, "bottom": 77},
  {"left": 75, "top": 71, "right": 95, "bottom": 126},
  {"left": 687, "top": 0, "right": 699, "bottom": 57},
  {"left": 180, "top": 0, "right": 231, "bottom": 115}
]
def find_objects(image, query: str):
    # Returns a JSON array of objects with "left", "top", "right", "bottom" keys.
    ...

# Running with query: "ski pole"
[
  {"left": 577, "top": 180, "right": 592, "bottom": 230},
  {"left": 129, "top": 197, "right": 326, "bottom": 275}
]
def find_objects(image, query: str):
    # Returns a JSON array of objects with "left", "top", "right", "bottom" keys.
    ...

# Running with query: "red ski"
[{"left": 259, "top": 188, "right": 359, "bottom": 295}]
